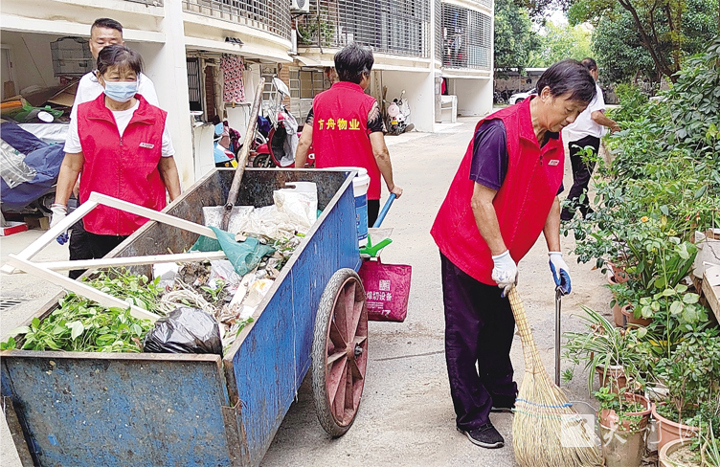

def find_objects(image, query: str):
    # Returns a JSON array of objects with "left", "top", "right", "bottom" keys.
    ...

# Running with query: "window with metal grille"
[
  {"left": 187, "top": 57, "right": 203, "bottom": 112},
  {"left": 260, "top": 64, "right": 278, "bottom": 102},
  {"left": 181, "top": 0, "right": 291, "bottom": 40},
  {"left": 441, "top": 3, "right": 492, "bottom": 70},
  {"left": 297, "top": 0, "right": 432, "bottom": 58}
]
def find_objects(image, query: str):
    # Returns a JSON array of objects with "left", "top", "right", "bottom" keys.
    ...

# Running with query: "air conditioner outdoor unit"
[{"left": 291, "top": 0, "right": 310, "bottom": 14}]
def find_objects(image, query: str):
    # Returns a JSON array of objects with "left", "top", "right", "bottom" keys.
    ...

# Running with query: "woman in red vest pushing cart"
[
  {"left": 295, "top": 43, "right": 402, "bottom": 226},
  {"left": 431, "top": 60, "right": 597, "bottom": 449},
  {"left": 50, "top": 45, "right": 181, "bottom": 273}
]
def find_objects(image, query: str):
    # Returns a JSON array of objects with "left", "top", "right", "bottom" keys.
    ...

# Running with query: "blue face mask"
[{"left": 103, "top": 81, "right": 138, "bottom": 103}]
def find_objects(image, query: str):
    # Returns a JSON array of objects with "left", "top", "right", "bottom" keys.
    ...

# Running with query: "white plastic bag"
[
  {"left": 0, "top": 140, "right": 36, "bottom": 188},
  {"left": 273, "top": 182, "right": 317, "bottom": 232}
]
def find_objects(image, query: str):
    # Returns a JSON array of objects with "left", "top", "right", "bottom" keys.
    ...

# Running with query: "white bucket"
[{"left": 338, "top": 167, "right": 370, "bottom": 246}]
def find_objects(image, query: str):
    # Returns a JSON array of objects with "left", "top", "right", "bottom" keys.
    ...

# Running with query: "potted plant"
[
  {"left": 652, "top": 332, "right": 720, "bottom": 451},
  {"left": 658, "top": 418, "right": 720, "bottom": 467},
  {"left": 596, "top": 385, "right": 651, "bottom": 467},
  {"left": 563, "top": 307, "right": 651, "bottom": 394}
]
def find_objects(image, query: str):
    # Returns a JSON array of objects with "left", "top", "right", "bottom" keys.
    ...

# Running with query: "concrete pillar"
[{"left": 134, "top": 0, "right": 193, "bottom": 188}]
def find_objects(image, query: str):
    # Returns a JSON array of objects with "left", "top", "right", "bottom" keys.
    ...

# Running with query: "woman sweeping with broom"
[{"left": 431, "top": 59, "right": 600, "bottom": 465}]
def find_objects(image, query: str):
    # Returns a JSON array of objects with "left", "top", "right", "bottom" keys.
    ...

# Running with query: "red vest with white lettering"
[
  {"left": 431, "top": 98, "right": 564, "bottom": 285},
  {"left": 77, "top": 94, "right": 167, "bottom": 236},
  {"left": 312, "top": 81, "right": 382, "bottom": 199}
]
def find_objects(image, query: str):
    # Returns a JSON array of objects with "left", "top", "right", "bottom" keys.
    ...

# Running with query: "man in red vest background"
[
  {"left": 431, "top": 60, "right": 597, "bottom": 449},
  {"left": 295, "top": 43, "right": 402, "bottom": 225}
]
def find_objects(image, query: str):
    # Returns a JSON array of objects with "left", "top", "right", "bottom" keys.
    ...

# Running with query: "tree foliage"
[
  {"left": 527, "top": 20, "right": 593, "bottom": 67},
  {"left": 494, "top": 0, "right": 541, "bottom": 71},
  {"left": 568, "top": 0, "right": 719, "bottom": 82}
]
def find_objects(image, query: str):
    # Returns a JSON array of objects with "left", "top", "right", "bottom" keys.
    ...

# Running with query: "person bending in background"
[
  {"left": 50, "top": 45, "right": 180, "bottom": 274},
  {"left": 294, "top": 43, "right": 402, "bottom": 226},
  {"left": 561, "top": 57, "right": 620, "bottom": 221}
]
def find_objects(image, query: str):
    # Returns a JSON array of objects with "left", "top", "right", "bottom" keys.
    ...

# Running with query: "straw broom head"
[{"left": 508, "top": 287, "right": 601, "bottom": 467}]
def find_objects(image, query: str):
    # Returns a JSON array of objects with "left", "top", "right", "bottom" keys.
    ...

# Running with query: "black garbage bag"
[{"left": 143, "top": 307, "right": 222, "bottom": 356}]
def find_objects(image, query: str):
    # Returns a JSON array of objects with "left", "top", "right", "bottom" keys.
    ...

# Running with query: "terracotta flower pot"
[
  {"left": 607, "top": 273, "right": 627, "bottom": 327},
  {"left": 658, "top": 438, "right": 698, "bottom": 467},
  {"left": 599, "top": 393, "right": 652, "bottom": 431},
  {"left": 595, "top": 364, "right": 627, "bottom": 393},
  {"left": 608, "top": 262, "right": 630, "bottom": 283},
  {"left": 652, "top": 404, "right": 700, "bottom": 452},
  {"left": 621, "top": 304, "right": 652, "bottom": 327},
  {"left": 599, "top": 394, "right": 650, "bottom": 467}
]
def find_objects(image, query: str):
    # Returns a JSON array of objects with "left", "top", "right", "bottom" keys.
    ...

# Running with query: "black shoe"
[{"left": 457, "top": 423, "right": 505, "bottom": 449}]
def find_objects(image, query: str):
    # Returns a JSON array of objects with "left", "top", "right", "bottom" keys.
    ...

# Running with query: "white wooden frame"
[{"left": 2, "top": 192, "right": 225, "bottom": 322}]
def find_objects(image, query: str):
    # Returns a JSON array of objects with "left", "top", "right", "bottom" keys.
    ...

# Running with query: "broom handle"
[
  {"left": 507, "top": 287, "right": 544, "bottom": 378},
  {"left": 222, "top": 79, "right": 265, "bottom": 231}
]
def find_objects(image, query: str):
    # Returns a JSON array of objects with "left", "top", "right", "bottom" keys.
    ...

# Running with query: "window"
[{"left": 187, "top": 57, "right": 203, "bottom": 112}]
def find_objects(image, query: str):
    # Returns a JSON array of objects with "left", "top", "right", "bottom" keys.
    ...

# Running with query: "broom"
[{"left": 507, "top": 286, "right": 601, "bottom": 467}]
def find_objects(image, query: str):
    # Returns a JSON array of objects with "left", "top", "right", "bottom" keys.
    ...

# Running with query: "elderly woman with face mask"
[
  {"left": 431, "top": 59, "right": 597, "bottom": 450},
  {"left": 51, "top": 45, "right": 181, "bottom": 268}
]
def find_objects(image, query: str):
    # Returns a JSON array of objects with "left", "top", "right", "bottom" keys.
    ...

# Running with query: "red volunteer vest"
[
  {"left": 312, "top": 82, "right": 382, "bottom": 199},
  {"left": 431, "top": 98, "right": 564, "bottom": 285},
  {"left": 77, "top": 94, "right": 167, "bottom": 236}
]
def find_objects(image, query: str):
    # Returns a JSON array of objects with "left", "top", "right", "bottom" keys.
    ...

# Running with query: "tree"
[
  {"left": 527, "top": 20, "right": 593, "bottom": 67},
  {"left": 590, "top": 7, "right": 658, "bottom": 84},
  {"left": 567, "top": 0, "right": 719, "bottom": 82},
  {"left": 494, "top": 0, "right": 541, "bottom": 71}
]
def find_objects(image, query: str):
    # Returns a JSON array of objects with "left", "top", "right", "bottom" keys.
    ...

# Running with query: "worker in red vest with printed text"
[
  {"left": 430, "top": 60, "right": 597, "bottom": 450},
  {"left": 295, "top": 43, "right": 402, "bottom": 226}
]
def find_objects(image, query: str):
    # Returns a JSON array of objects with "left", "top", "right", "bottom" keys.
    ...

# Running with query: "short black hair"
[
  {"left": 97, "top": 45, "right": 143, "bottom": 76},
  {"left": 581, "top": 57, "right": 598, "bottom": 72},
  {"left": 535, "top": 59, "right": 596, "bottom": 104},
  {"left": 92, "top": 18, "right": 123, "bottom": 35},
  {"left": 334, "top": 43, "right": 374, "bottom": 84}
]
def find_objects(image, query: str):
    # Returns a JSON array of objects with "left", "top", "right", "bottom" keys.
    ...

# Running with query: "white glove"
[
  {"left": 492, "top": 250, "right": 517, "bottom": 297},
  {"left": 50, "top": 204, "right": 67, "bottom": 228},
  {"left": 549, "top": 251, "right": 572, "bottom": 295},
  {"left": 50, "top": 204, "right": 69, "bottom": 245}
]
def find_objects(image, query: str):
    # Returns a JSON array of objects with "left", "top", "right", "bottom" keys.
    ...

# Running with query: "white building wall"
[
  {"left": 448, "top": 78, "right": 493, "bottom": 117},
  {"left": 380, "top": 70, "right": 435, "bottom": 133}
]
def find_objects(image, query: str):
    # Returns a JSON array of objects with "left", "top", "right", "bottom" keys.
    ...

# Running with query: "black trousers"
[
  {"left": 68, "top": 219, "right": 128, "bottom": 279},
  {"left": 561, "top": 135, "right": 600, "bottom": 221},
  {"left": 440, "top": 253, "right": 518, "bottom": 430},
  {"left": 367, "top": 199, "right": 380, "bottom": 227}
]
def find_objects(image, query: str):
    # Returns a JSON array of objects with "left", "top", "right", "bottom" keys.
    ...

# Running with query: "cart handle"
[{"left": 372, "top": 193, "right": 396, "bottom": 228}]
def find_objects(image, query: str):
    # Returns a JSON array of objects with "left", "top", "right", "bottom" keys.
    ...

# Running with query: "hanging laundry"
[{"left": 220, "top": 55, "right": 245, "bottom": 104}]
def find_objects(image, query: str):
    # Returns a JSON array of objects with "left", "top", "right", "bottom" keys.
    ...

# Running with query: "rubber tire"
[
  {"left": 311, "top": 268, "right": 367, "bottom": 438},
  {"left": 516, "top": 98, "right": 524, "bottom": 104},
  {"left": 253, "top": 153, "right": 273, "bottom": 168}
]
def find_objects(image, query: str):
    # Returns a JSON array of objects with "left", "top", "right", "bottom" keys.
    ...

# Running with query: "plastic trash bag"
[
  {"left": 0, "top": 140, "right": 36, "bottom": 189},
  {"left": 273, "top": 182, "right": 317, "bottom": 232},
  {"left": 190, "top": 226, "right": 275, "bottom": 276},
  {"left": 143, "top": 306, "right": 223, "bottom": 355}
]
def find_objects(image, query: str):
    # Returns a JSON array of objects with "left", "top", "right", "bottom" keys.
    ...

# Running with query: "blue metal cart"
[{"left": 1, "top": 169, "right": 368, "bottom": 466}]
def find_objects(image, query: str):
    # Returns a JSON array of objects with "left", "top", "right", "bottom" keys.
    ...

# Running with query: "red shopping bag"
[{"left": 358, "top": 258, "right": 412, "bottom": 322}]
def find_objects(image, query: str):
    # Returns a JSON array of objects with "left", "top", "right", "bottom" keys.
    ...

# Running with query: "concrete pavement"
[{"left": 0, "top": 116, "right": 612, "bottom": 466}]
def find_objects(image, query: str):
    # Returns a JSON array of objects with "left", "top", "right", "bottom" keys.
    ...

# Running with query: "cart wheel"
[
  {"left": 312, "top": 268, "right": 368, "bottom": 437},
  {"left": 253, "top": 153, "right": 272, "bottom": 168}
]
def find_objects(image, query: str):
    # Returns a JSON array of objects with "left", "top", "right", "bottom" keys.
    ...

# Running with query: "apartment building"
[{"left": 1, "top": 0, "right": 493, "bottom": 185}]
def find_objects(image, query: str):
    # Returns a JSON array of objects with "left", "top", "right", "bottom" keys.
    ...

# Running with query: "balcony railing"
[
  {"left": 468, "top": 0, "right": 492, "bottom": 8},
  {"left": 182, "top": 0, "right": 291, "bottom": 41},
  {"left": 441, "top": 3, "right": 491, "bottom": 70},
  {"left": 125, "top": 0, "right": 164, "bottom": 6},
  {"left": 297, "top": 0, "right": 432, "bottom": 59}
]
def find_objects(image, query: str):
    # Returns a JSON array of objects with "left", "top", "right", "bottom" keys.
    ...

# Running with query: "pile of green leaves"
[{"left": 1, "top": 270, "right": 162, "bottom": 353}]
